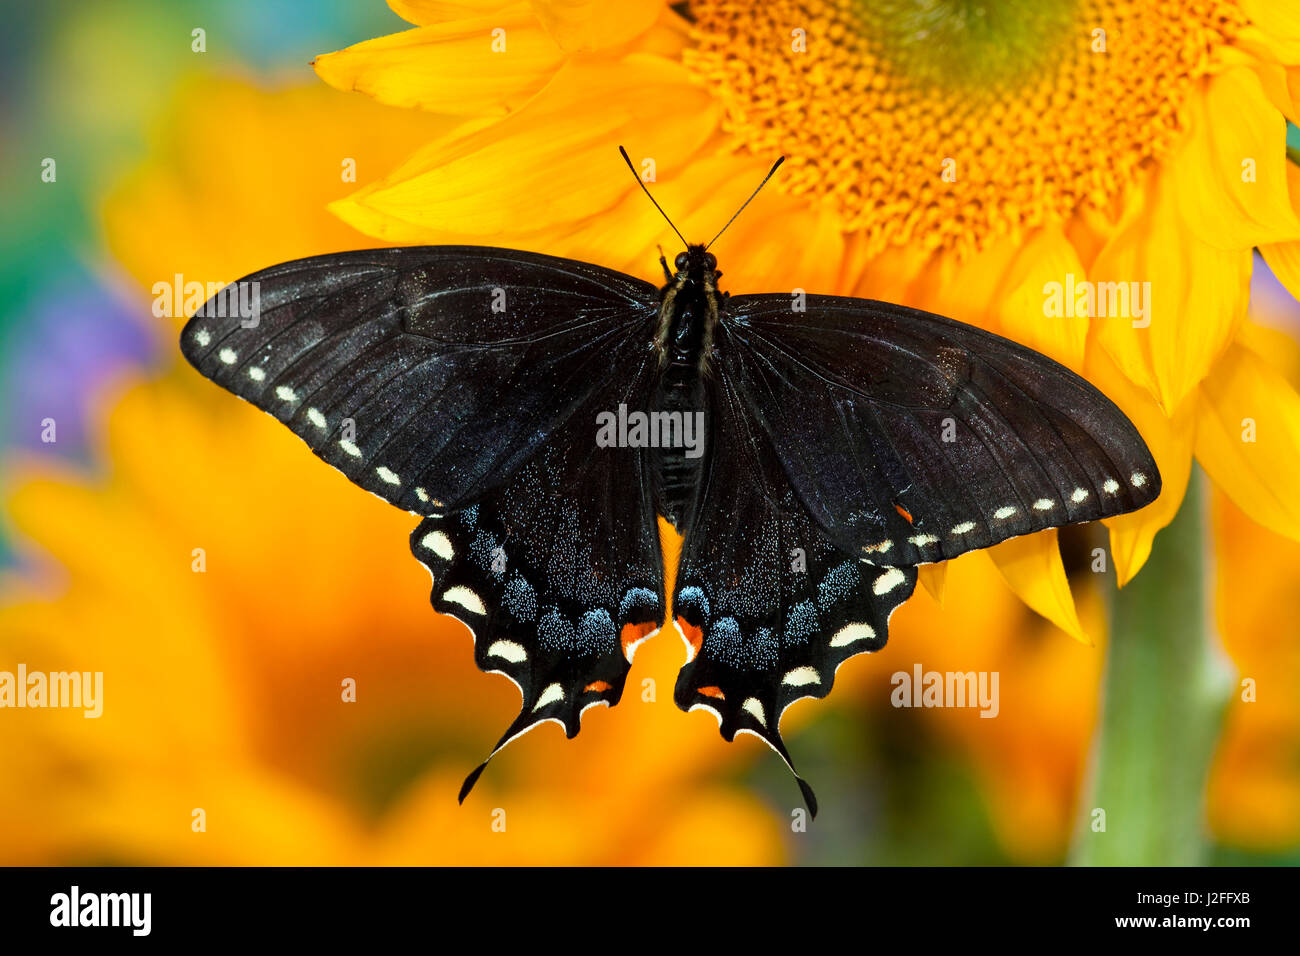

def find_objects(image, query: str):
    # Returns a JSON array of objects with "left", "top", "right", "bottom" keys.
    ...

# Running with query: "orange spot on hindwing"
[
  {"left": 620, "top": 621, "right": 658, "bottom": 662},
  {"left": 676, "top": 615, "right": 704, "bottom": 663}
]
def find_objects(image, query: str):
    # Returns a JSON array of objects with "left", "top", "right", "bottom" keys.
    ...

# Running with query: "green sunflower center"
[{"left": 858, "top": 0, "right": 1079, "bottom": 90}]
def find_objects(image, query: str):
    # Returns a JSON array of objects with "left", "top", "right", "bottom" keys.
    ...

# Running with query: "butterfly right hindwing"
[{"left": 671, "top": 364, "right": 918, "bottom": 815}]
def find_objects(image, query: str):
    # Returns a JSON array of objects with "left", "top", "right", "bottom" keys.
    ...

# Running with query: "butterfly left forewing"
[{"left": 181, "top": 246, "right": 660, "bottom": 514}]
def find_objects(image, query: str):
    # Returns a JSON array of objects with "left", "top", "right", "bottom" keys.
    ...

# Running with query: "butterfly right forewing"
[{"left": 716, "top": 294, "right": 1162, "bottom": 567}]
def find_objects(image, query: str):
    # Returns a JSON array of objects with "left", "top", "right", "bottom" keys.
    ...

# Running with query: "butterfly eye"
[
  {"left": 703, "top": 253, "right": 717, "bottom": 271},
  {"left": 674, "top": 252, "right": 689, "bottom": 270}
]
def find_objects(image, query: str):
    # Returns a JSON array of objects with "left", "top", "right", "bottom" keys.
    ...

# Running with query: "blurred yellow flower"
[
  {"left": 315, "top": 0, "right": 1300, "bottom": 641},
  {"left": 1208, "top": 489, "right": 1300, "bottom": 850},
  {"left": 0, "top": 76, "right": 782, "bottom": 865},
  {"left": 859, "top": 552, "right": 1110, "bottom": 863},
  {"left": 1205, "top": 310, "right": 1300, "bottom": 851}
]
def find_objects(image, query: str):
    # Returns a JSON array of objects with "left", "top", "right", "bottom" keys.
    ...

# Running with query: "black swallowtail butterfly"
[{"left": 180, "top": 152, "right": 1160, "bottom": 816}]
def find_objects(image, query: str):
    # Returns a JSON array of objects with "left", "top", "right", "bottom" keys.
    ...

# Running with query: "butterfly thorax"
[{"left": 651, "top": 244, "right": 720, "bottom": 530}]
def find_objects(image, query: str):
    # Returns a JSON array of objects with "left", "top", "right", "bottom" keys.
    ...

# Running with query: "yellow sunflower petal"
[
  {"left": 683, "top": 155, "right": 847, "bottom": 294},
  {"left": 917, "top": 562, "right": 948, "bottom": 606},
  {"left": 1173, "top": 68, "right": 1300, "bottom": 249},
  {"left": 331, "top": 56, "right": 718, "bottom": 240},
  {"left": 1093, "top": 170, "right": 1252, "bottom": 414},
  {"left": 1087, "top": 345, "right": 1195, "bottom": 586},
  {"left": 388, "top": 146, "right": 845, "bottom": 286},
  {"left": 389, "top": 0, "right": 516, "bottom": 26},
  {"left": 986, "top": 531, "right": 1088, "bottom": 645},
  {"left": 1259, "top": 161, "right": 1300, "bottom": 300},
  {"left": 844, "top": 236, "right": 933, "bottom": 303},
  {"left": 1239, "top": 319, "right": 1300, "bottom": 389},
  {"left": 313, "top": 8, "right": 563, "bottom": 116},
  {"left": 1250, "top": 62, "right": 1298, "bottom": 123},
  {"left": 903, "top": 236, "right": 1020, "bottom": 328},
  {"left": 1239, "top": 0, "right": 1300, "bottom": 64},
  {"left": 528, "top": 0, "right": 664, "bottom": 52},
  {"left": 1196, "top": 342, "right": 1300, "bottom": 542},
  {"left": 996, "top": 225, "right": 1089, "bottom": 371}
]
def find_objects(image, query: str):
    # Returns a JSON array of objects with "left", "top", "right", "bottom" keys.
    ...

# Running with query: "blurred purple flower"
[{"left": 2, "top": 268, "right": 156, "bottom": 460}]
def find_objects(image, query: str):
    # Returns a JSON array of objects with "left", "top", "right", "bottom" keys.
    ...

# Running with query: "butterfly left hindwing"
[{"left": 412, "top": 405, "right": 666, "bottom": 800}]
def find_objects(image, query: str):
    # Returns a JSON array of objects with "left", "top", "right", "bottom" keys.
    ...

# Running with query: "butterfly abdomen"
[
  {"left": 650, "top": 248, "right": 718, "bottom": 531},
  {"left": 652, "top": 357, "right": 710, "bottom": 530}
]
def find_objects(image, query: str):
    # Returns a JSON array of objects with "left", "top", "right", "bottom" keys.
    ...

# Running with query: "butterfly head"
[{"left": 673, "top": 245, "right": 719, "bottom": 286}]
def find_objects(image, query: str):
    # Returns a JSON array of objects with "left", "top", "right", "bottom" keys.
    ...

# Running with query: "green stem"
[{"left": 1070, "top": 466, "right": 1235, "bottom": 865}]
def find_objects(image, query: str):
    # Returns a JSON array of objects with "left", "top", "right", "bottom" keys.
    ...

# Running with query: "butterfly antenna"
[
  {"left": 619, "top": 145, "right": 688, "bottom": 249},
  {"left": 706, "top": 155, "right": 785, "bottom": 250}
]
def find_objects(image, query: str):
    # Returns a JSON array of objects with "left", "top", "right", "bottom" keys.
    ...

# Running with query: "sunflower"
[
  {"left": 308, "top": 0, "right": 1300, "bottom": 861},
  {"left": 315, "top": 0, "right": 1300, "bottom": 620},
  {"left": 0, "top": 76, "right": 782, "bottom": 866}
]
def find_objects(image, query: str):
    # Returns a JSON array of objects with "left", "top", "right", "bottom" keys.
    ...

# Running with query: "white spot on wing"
[
  {"left": 248, "top": 366, "right": 265, "bottom": 382},
  {"left": 951, "top": 521, "right": 976, "bottom": 535},
  {"left": 420, "top": 530, "right": 454, "bottom": 560},
  {"left": 442, "top": 586, "right": 486, "bottom": 616},
  {"left": 533, "top": 683, "right": 564, "bottom": 711},
  {"left": 994, "top": 505, "right": 1017, "bottom": 520},
  {"left": 1103, "top": 478, "right": 1120, "bottom": 494},
  {"left": 1033, "top": 498, "right": 1054, "bottom": 511},
  {"left": 1071, "top": 487, "right": 1089, "bottom": 503},
  {"left": 275, "top": 385, "right": 297, "bottom": 403},
  {"left": 376, "top": 466, "right": 401, "bottom": 485},
  {"left": 486, "top": 640, "right": 527, "bottom": 663},
  {"left": 908, "top": 533, "right": 939, "bottom": 546},
  {"left": 307, "top": 408, "right": 327, "bottom": 429},
  {"left": 1131, "top": 471, "right": 1147, "bottom": 488},
  {"left": 339, "top": 440, "right": 362, "bottom": 458},
  {"left": 830, "top": 623, "right": 875, "bottom": 647},
  {"left": 873, "top": 567, "right": 906, "bottom": 595},
  {"left": 783, "top": 666, "right": 821, "bottom": 687},
  {"left": 741, "top": 697, "right": 767, "bottom": 727},
  {"left": 218, "top": 348, "right": 237, "bottom": 364},
  {"left": 194, "top": 329, "right": 211, "bottom": 347}
]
